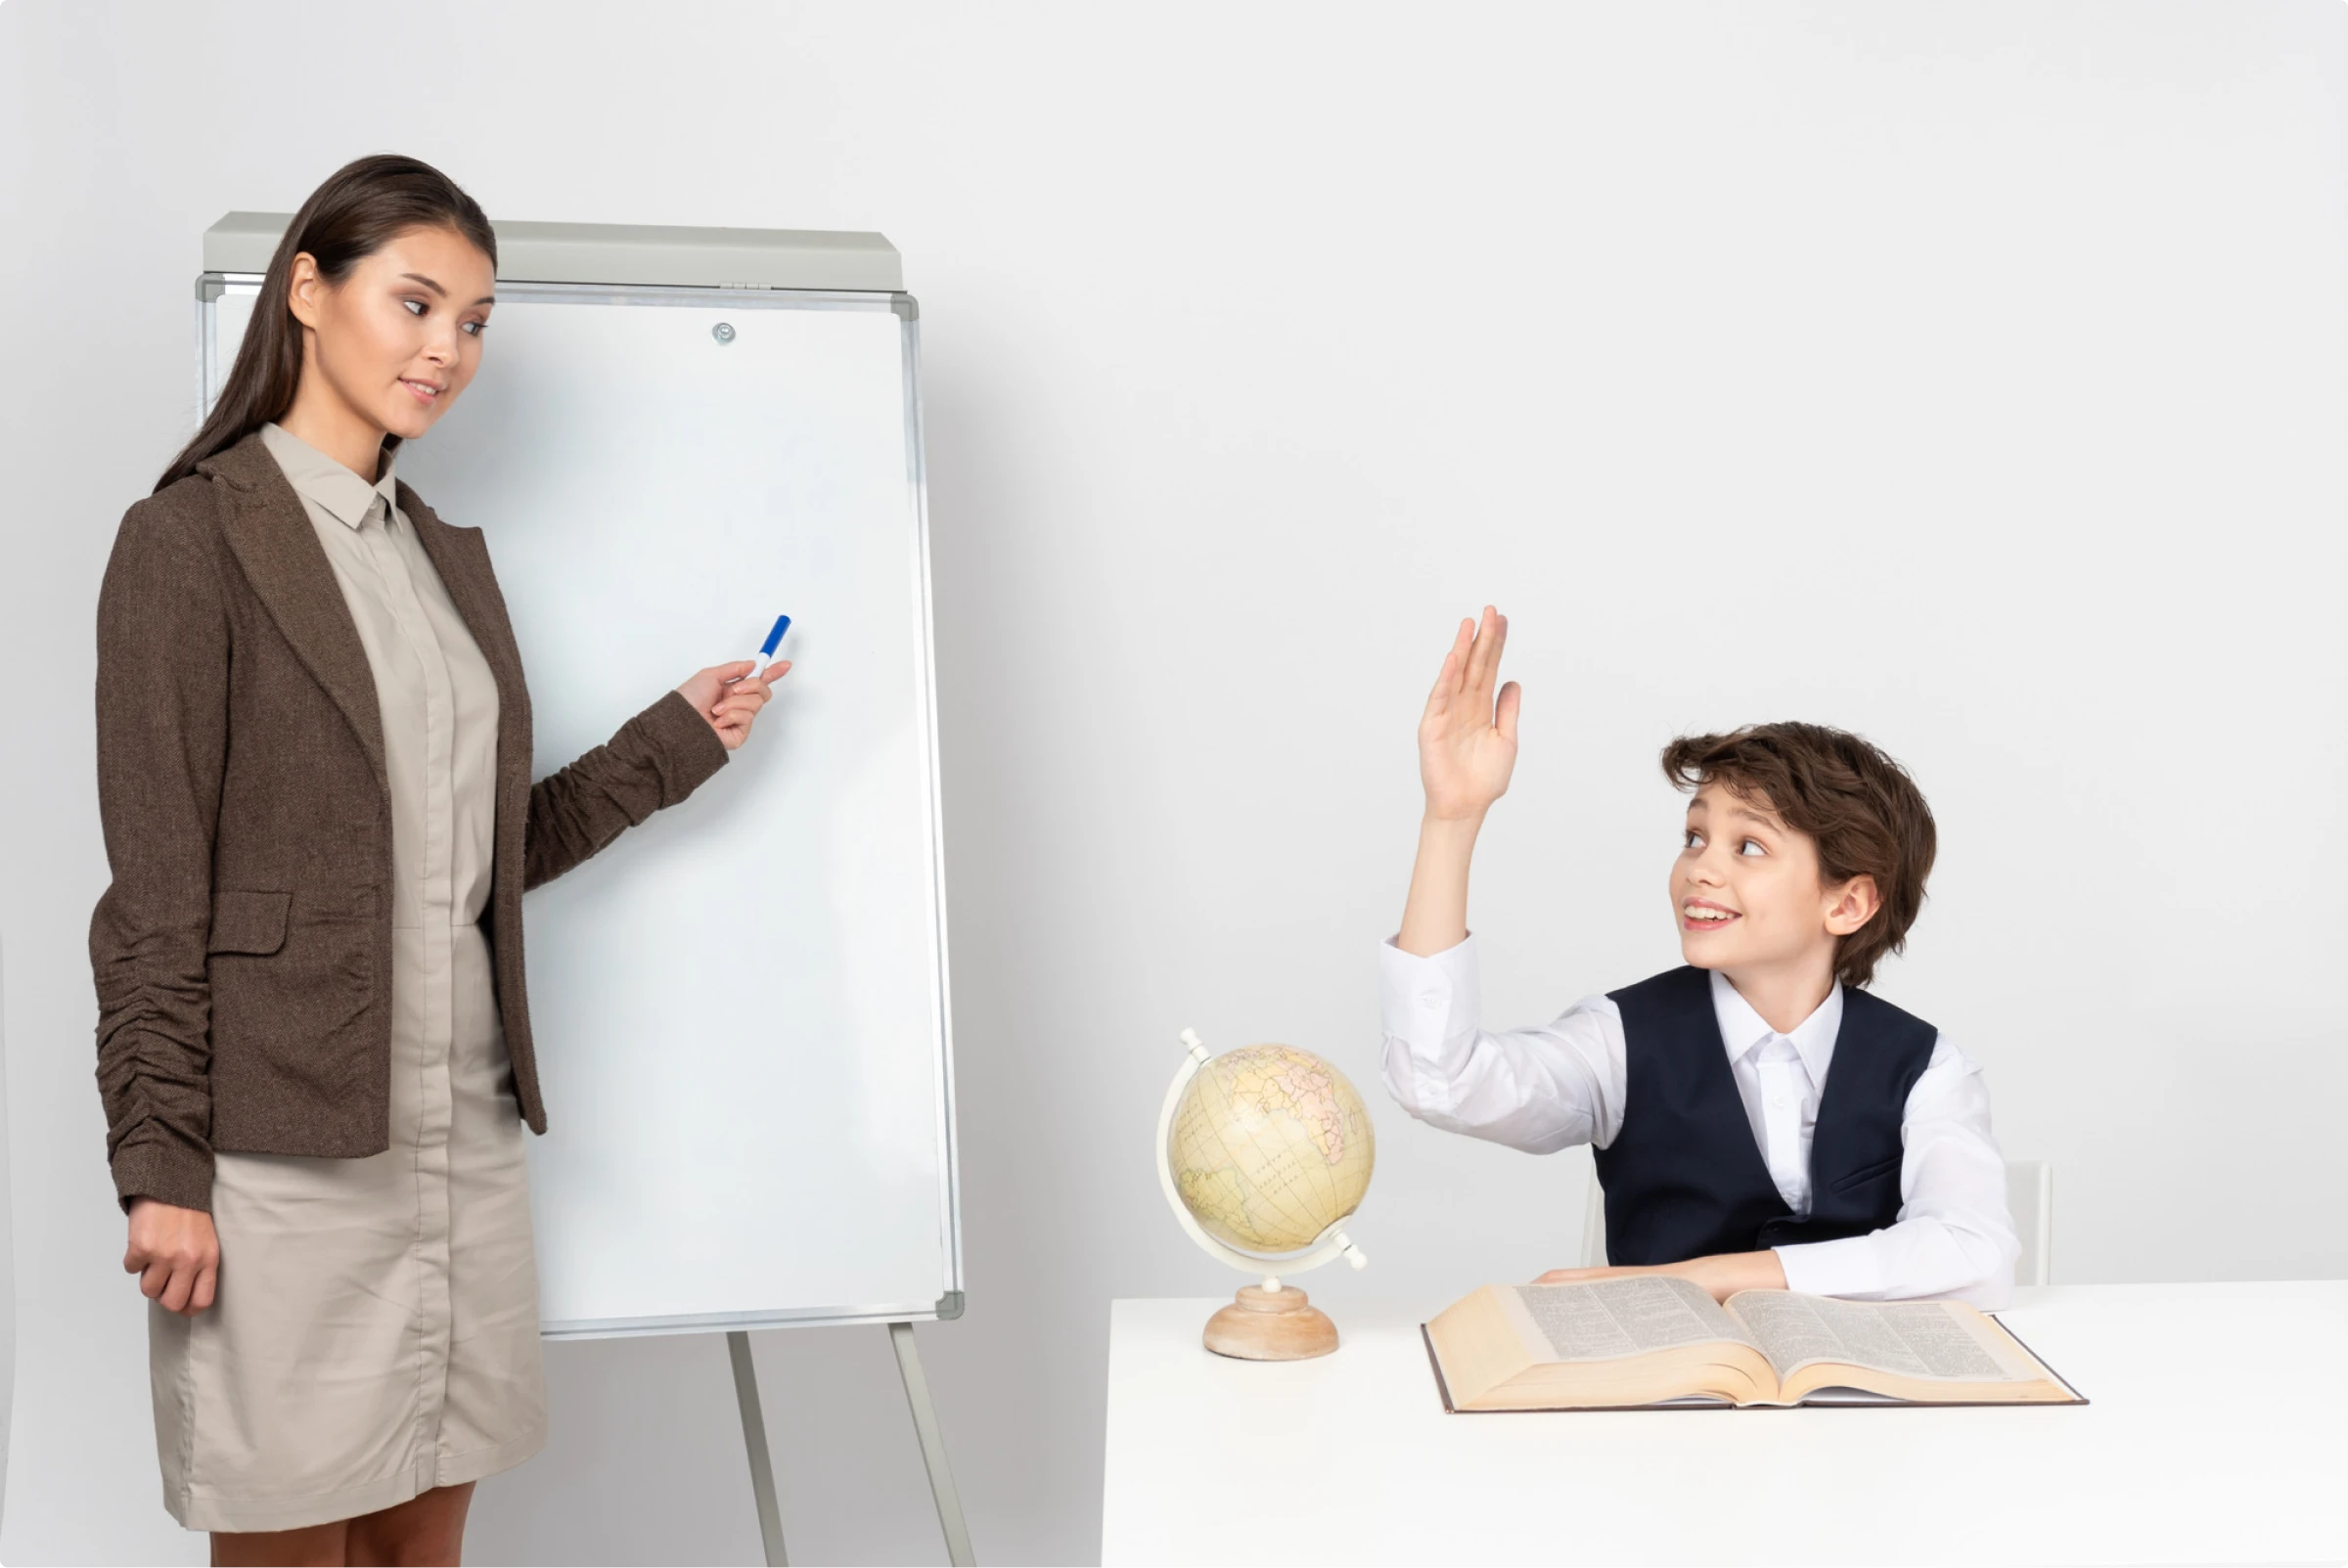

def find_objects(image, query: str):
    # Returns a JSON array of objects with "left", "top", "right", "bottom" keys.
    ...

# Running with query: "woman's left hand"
[{"left": 677, "top": 659, "right": 790, "bottom": 750}]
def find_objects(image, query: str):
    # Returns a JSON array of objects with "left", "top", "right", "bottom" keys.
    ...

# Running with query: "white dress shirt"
[{"left": 1379, "top": 934, "right": 2017, "bottom": 1307}]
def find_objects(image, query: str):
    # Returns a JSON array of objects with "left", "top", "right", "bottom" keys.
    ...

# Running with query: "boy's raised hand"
[
  {"left": 1397, "top": 605, "right": 1517, "bottom": 955},
  {"left": 1419, "top": 605, "right": 1521, "bottom": 823}
]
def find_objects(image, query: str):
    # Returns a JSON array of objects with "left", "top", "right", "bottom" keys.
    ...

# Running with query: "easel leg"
[
  {"left": 727, "top": 1329, "right": 790, "bottom": 1567},
  {"left": 887, "top": 1321, "right": 975, "bottom": 1566}
]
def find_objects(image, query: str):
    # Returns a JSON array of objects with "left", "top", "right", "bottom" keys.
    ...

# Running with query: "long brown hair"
[{"left": 155, "top": 154, "right": 497, "bottom": 493}]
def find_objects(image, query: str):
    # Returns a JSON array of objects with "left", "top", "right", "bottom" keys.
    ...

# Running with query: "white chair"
[
  {"left": 1577, "top": 1157, "right": 2055, "bottom": 1284},
  {"left": 2008, "top": 1159, "right": 2053, "bottom": 1287},
  {"left": 1577, "top": 1150, "right": 1607, "bottom": 1269}
]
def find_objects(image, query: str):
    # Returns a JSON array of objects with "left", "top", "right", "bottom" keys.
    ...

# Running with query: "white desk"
[{"left": 1103, "top": 1282, "right": 2347, "bottom": 1565}]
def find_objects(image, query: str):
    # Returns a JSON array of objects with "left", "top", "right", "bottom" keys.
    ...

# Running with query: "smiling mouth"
[
  {"left": 400, "top": 379, "right": 443, "bottom": 402},
  {"left": 1682, "top": 901, "right": 1740, "bottom": 930}
]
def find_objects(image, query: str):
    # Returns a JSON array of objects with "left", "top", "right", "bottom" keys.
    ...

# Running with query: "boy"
[{"left": 1383, "top": 607, "right": 2017, "bottom": 1307}]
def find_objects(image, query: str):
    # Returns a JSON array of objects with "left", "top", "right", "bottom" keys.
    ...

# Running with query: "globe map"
[{"left": 1167, "top": 1045, "right": 1376, "bottom": 1255}]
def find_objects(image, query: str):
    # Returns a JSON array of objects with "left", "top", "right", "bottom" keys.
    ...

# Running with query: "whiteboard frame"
[{"left": 196, "top": 274, "right": 966, "bottom": 1336}]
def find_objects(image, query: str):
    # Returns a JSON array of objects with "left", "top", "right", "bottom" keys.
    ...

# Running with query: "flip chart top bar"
[{"left": 201, "top": 212, "right": 904, "bottom": 291}]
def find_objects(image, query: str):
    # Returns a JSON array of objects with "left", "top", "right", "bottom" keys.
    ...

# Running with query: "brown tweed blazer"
[{"left": 90, "top": 428, "right": 730, "bottom": 1213}]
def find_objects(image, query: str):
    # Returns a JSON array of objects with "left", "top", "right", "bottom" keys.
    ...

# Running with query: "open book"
[{"left": 1423, "top": 1277, "right": 2084, "bottom": 1411}]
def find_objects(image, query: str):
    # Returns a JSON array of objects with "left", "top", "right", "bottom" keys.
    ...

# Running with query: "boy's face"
[{"left": 1670, "top": 782, "right": 1877, "bottom": 980}]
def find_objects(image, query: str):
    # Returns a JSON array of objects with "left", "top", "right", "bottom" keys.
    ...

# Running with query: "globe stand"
[
  {"left": 1203, "top": 1281, "right": 1339, "bottom": 1361},
  {"left": 1159, "top": 1028, "right": 1368, "bottom": 1362}
]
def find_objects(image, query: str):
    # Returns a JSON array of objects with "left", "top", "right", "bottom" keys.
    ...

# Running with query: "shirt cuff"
[
  {"left": 1773, "top": 1236, "right": 1884, "bottom": 1299},
  {"left": 1378, "top": 931, "right": 1481, "bottom": 1057}
]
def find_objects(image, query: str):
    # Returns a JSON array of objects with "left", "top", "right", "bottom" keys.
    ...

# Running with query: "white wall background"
[{"left": 3, "top": 1, "right": 2343, "bottom": 1562}]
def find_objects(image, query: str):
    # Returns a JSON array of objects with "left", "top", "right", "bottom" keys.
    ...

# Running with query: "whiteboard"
[{"left": 200, "top": 278, "right": 961, "bottom": 1338}]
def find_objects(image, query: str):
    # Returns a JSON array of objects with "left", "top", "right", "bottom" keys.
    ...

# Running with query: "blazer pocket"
[
  {"left": 206, "top": 889, "right": 292, "bottom": 956},
  {"left": 1828, "top": 1151, "right": 1904, "bottom": 1194}
]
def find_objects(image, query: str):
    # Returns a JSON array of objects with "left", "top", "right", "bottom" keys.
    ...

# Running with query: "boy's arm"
[
  {"left": 1378, "top": 934, "right": 1623, "bottom": 1153},
  {"left": 1771, "top": 1037, "right": 2019, "bottom": 1307},
  {"left": 1384, "top": 606, "right": 1619, "bottom": 1148},
  {"left": 1398, "top": 606, "right": 1518, "bottom": 956},
  {"left": 1537, "top": 1250, "right": 1787, "bottom": 1301}
]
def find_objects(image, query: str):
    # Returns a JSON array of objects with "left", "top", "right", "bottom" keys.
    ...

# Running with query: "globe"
[
  {"left": 1155, "top": 1031, "right": 1376, "bottom": 1360},
  {"left": 1167, "top": 1044, "right": 1376, "bottom": 1254}
]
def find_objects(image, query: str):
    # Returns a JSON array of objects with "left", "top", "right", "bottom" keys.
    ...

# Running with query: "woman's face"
[{"left": 286, "top": 225, "right": 495, "bottom": 445}]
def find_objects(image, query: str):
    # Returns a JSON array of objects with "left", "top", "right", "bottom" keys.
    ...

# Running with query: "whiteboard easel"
[{"left": 198, "top": 214, "right": 971, "bottom": 1566}]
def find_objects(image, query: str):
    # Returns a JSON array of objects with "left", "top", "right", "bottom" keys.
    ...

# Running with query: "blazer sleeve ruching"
[
  {"left": 89, "top": 505, "right": 233, "bottom": 1213},
  {"left": 522, "top": 690, "right": 730, "bottom": 892}
]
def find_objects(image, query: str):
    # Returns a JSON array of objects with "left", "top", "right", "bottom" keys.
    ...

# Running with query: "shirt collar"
[
  {"left": 257, "top": 421, "right": 399, "bottom": 531},
  {"left": 1707, "top": 967, "right": 1842, "bottom": 1086}
]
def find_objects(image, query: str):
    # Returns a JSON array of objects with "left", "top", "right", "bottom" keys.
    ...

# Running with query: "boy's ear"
[{"left": 1823, "top": 874, "right": 1881, "bottom": 937}]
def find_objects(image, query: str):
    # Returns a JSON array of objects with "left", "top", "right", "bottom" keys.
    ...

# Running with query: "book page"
[
  {"left": 1728, "top": 1291, "right": 2038, "bottom": 1383},
  {"left": 1501, "top": 1277, "right": 1758, "bottom": 1364}
]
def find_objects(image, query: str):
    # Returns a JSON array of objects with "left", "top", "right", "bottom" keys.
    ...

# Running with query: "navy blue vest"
[{"left": 1590, "top": 966, "right": 1937, "bottom": 1266}]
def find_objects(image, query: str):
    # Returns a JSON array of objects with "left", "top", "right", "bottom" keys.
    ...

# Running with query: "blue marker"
[{"left": 738, "top": 613, "right": 790, "bottom": 680}]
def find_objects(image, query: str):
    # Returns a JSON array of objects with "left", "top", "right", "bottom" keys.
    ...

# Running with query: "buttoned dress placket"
[{"left": 348, "top": 487, "right": 463, "bottom": 1477}]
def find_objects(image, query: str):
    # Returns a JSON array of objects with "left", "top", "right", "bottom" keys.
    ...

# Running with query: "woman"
[{"left": 90, "top": 154, "right": 784, "bottom": 1565}]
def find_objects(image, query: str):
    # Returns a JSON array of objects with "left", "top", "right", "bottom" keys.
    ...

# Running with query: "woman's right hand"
[
  {"left": 125, "top": 1197, "right": 218, "bottom": 1316},
  {"left": 678, "top": 660, "right": 790, "bottom": 750},
  {"left": 1419, "top": 605, "right": 1521, "bottom": 823}
]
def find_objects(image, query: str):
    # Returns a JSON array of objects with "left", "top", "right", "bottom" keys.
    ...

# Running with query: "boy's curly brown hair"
[{"left": 1660, "top": 722, "right": 1936, "bottom": 989}]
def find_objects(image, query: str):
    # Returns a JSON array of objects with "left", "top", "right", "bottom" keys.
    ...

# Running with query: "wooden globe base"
[{"left": 1202, "top": 1284, "right": 1338, "bottom": 1361}]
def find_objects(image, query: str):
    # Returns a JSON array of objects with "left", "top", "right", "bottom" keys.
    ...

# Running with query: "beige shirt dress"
[{"left": 147, "top": 422, "right": 546, "bottom": 1532}]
